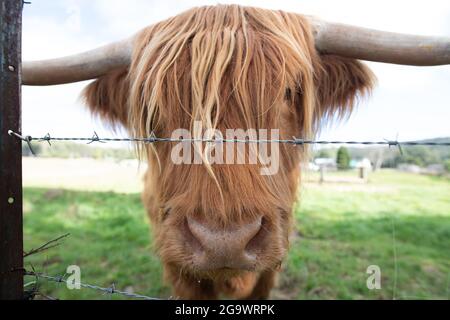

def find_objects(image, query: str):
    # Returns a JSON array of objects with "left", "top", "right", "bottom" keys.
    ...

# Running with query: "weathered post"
[
  {"left": 0, "top": 0, "right": 23, "bottom": 300},
  {"left": 319, "top": 165, "right": 325, "bottom": 184},
  {"left": 359, "top": 167, "right": 368, "bottom": 180}
]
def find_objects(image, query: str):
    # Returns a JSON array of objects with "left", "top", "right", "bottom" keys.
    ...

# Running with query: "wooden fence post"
[
  {"left": 0, "top": 0, "right": 23, "bottom": 300},
  {"left": 319, "top": 165, "right": 325, "bottom": 184}
]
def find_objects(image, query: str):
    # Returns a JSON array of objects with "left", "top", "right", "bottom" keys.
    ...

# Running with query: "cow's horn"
[
  {"left": 309, "top": 17, "right": 450, "bottom": 66},
  {"left": 22, "top": 37, "right": 134, "bottom": 85}
]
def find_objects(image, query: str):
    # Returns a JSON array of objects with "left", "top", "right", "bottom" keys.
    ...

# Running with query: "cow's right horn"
[{"left": 22, "top": 37, "right": 134, "bottom": 86}]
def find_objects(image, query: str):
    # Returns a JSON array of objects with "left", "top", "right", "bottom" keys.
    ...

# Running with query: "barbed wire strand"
[
  {"left": 8, "top": 130, "right": 450, "bottom": 157},
  {"left": 24, "top": 270, "right": 162, "bottom": 300},
  {"left": 23, "top": 233, "right": 70, "bottom": 258}
]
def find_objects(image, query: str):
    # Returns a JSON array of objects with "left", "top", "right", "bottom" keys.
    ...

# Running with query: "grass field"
[{"left": 22, "top": 159, "right": 450, "bottom": 300}]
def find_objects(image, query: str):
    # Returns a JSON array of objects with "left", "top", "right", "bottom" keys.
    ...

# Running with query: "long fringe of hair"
[{"left": 128, "top": 5, "right": 317, "bottom": 152}]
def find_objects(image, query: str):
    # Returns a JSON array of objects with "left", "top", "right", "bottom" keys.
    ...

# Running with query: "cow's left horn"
[
  {"left": 309, "top": 17, "right": 450, "bottom": 66},
  {"left": 22, "top": 37, "right": 134, "bottom": 85}
]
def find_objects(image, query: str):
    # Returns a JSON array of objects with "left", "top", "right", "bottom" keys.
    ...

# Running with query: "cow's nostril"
[
  {"left": 244, "top": 217, "right": 269, "bottom": 253},
  {"left": 182, "top": 218, "right": 203, "bottom": 252}
]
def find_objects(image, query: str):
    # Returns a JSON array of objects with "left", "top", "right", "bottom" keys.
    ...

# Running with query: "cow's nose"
[{"left": 185, "top": 217, "right": 266, "bottom": 270}]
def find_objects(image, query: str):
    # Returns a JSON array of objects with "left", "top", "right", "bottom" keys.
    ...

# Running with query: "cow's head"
[{"left": 23, "top": 4, "right": 449, "bottom": 288}]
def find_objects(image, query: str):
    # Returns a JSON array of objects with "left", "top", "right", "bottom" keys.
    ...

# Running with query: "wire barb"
[
  {"left": 384, "top": 134, "right": 404, "bottom": 155},
  {"left": 38, "top": 133, "right": 52, "bottom": 146},
  {"left": 87, "top": 131, "right": 105, "bottom": 144},
  {"left": 291, "top": 136, "right": 305, "bottom": 146},
  {"left": 144, "top": 131, "right": 158, "bottom": 144}
]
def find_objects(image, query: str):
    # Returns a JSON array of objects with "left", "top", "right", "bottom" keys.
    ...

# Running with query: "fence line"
[
  {"left": 8, "top": 130, "right": 450, "bottom": 157},
  {"left": 25, "top": 270, "right": 162, "bottom": 300}
]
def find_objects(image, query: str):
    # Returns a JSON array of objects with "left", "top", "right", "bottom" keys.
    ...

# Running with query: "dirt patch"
[
  {"left": 44, "top": 189, "right": 65, "bottom": 200},
  {"left": 23, "top": 157, "right": 146, "bottom": 193}
]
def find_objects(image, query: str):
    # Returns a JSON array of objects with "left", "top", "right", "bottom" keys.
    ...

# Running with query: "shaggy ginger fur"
[{"left": 83, "top": 5, "right": 375, "bottom": 299}]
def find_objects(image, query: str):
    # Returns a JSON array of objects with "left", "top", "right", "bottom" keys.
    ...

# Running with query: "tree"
[
  {"left": 391, "top": 146, "right": 441, "bottom": 168},
  {"left": 336, "top": 146, "right": 350, "bottom": 170}
]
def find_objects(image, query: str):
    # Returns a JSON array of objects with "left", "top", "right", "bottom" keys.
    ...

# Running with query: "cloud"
[{"left": 64, "top": 0, "right": 82, "bottom": 32}]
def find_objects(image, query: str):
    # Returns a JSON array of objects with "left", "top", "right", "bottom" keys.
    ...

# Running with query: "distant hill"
[
  {"left": 22, "top": 140, "right": 136, "bottom": 160},
  {"left": 313, "top": 137, "right": 450, "bottom": 168}
]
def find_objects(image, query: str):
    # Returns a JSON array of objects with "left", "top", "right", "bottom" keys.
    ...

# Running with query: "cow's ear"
[
  {"left": 313, "top": 55, "right": 376, "bottom": 126},
  {"left": 82, "top": 68, "right": 130, "bottom": 130}
]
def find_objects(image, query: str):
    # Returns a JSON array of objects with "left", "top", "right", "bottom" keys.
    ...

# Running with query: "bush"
[
  {"left": 444, "top": 159, "right": 450, "bottom": 172},
  {"left": 336, "top": 147, "right": 350, "bottom": 170}
]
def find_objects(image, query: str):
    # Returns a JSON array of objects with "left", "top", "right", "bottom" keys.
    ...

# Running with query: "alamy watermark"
[
  {"left": 66, "top": 265, "right": 81, "bottom": 290},
  {"left": 170, "top": 121, "right": 280, "bottom": 175},
  {"left": 366, "top": 265, "right": 381, "bottom": 290}
]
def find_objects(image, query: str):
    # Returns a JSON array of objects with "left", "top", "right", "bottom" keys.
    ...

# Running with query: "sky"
[{"left": 21, "top": 0, "right": 450, "bottom": 142}]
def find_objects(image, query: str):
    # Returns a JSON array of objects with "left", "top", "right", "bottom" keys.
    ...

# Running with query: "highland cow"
[{"left": 22, "top": 5, "right": 450, "bottom": 299}]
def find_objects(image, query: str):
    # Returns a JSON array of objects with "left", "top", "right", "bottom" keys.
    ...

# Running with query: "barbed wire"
[
  {"left": 24, "top": 270, "right": 163, "bottom": 300},
  {"left": 23, "top": 233, "right": 70, "bottom": 258},
  {"left": 8, "top": 130, "right": 450, "bottom": 157}
]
